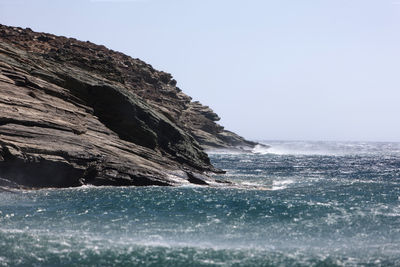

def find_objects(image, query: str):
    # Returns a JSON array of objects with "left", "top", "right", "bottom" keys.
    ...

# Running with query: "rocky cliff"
[{"left": 0, "top": 24, "right": 256, "bottom": 188}]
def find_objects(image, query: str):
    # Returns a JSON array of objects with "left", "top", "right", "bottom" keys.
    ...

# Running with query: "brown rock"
[{"left": 0, "top": 24, "right": 257, "bottom": 188}]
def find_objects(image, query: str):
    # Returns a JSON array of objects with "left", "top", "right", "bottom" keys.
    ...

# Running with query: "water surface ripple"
[{"left": 1, "top": 141, "right": 399, "bottom": 266}]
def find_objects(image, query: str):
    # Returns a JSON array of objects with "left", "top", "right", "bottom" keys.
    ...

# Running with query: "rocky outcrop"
[{"left": 0, "top": 24, "right": 256, "bottom": 188}]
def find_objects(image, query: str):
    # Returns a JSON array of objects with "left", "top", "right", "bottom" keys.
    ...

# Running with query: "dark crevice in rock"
[
  {"left": 87, "top": 175, "right": 171, "bottom": 187},
  {"left": 0, "top": 145, "right": 84, "bottom": 188},
  {"left": 61, "top": 77, "right": 159, "bottom": 149},
  {"left": 186, "top": 172, "right": 209, "bottom": 185},
  {"left": 0, "top": 160, "right": 83, "bottom": 188}
]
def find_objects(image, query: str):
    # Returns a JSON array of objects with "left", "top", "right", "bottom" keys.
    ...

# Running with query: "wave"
[
  {"left": 207, "top": 141, "right": 400, "bottom": 156},
  {"left": 251, "top": 141, "right": 400, "bottom": 156},
  {"left": 271, "top": 179, "right": 295, "bottom": 190},
  {"left": 207, "top": 142, "right": 361, "bottom": 156},
  {"left": 252, "top": 142, "right": 342, "bottom": 156}
]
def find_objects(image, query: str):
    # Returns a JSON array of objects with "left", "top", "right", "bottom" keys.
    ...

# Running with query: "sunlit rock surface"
[{"left": 0, "top": 24, "right": 255, "bottom": 188}]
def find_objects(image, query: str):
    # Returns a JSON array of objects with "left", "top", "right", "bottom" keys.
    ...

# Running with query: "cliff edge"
[{"left": 0, "top": 25, "right": 256, "bottom": 188}]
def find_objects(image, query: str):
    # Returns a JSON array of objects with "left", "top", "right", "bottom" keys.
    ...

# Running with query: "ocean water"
[{"left": 1, "top": 141, "right": 400, "bottom": 266}]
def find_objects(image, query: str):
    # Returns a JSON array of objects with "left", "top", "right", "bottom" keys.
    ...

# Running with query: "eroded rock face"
[{"left": 0, "top": 24, "right": 255, "bottom": 188}]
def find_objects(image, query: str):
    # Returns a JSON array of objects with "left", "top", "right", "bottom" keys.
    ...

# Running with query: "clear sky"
[{"left": 1, "top": 0, "right": 399, "bottom": 142}]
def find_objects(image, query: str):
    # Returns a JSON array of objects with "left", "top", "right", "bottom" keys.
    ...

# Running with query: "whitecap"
[
  {"left": 271, "top": 179, "right": 295, "bottom": 190},
  {"left": 252, "top": 144, "right": 272, "bottom": 155}
]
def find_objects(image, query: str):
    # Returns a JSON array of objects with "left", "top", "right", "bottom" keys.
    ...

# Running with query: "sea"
[{"left": 1, "top": 141, "right": 400, "bottom": 266}]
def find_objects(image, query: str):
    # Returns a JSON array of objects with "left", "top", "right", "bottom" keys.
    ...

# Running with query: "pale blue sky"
[{"left": 1, "top": 0, "right": 399, "bottom": 141}]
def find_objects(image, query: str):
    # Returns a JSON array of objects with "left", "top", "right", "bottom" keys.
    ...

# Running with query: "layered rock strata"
[{"left": 0, "top": 24, "right": 256, "bottom": 188}]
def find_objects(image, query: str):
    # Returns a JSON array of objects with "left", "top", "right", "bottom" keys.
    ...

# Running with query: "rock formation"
[{"left": 0, "top": 24, "right": 256, "bottom": 188}]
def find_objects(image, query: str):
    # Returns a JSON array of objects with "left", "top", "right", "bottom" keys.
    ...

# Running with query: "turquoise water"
[{"left": 1, "top": 141, "right": 400, "bottom": 266}]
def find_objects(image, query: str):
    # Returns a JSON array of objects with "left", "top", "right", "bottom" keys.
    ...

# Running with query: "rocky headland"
[{"left": 0, "top": 24, "right": 257, "bottom": 188}]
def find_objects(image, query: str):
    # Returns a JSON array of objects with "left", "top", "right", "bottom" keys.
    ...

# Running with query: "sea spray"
[{"left": 1, "top": 141, "right": 400, "bottom": 266}]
